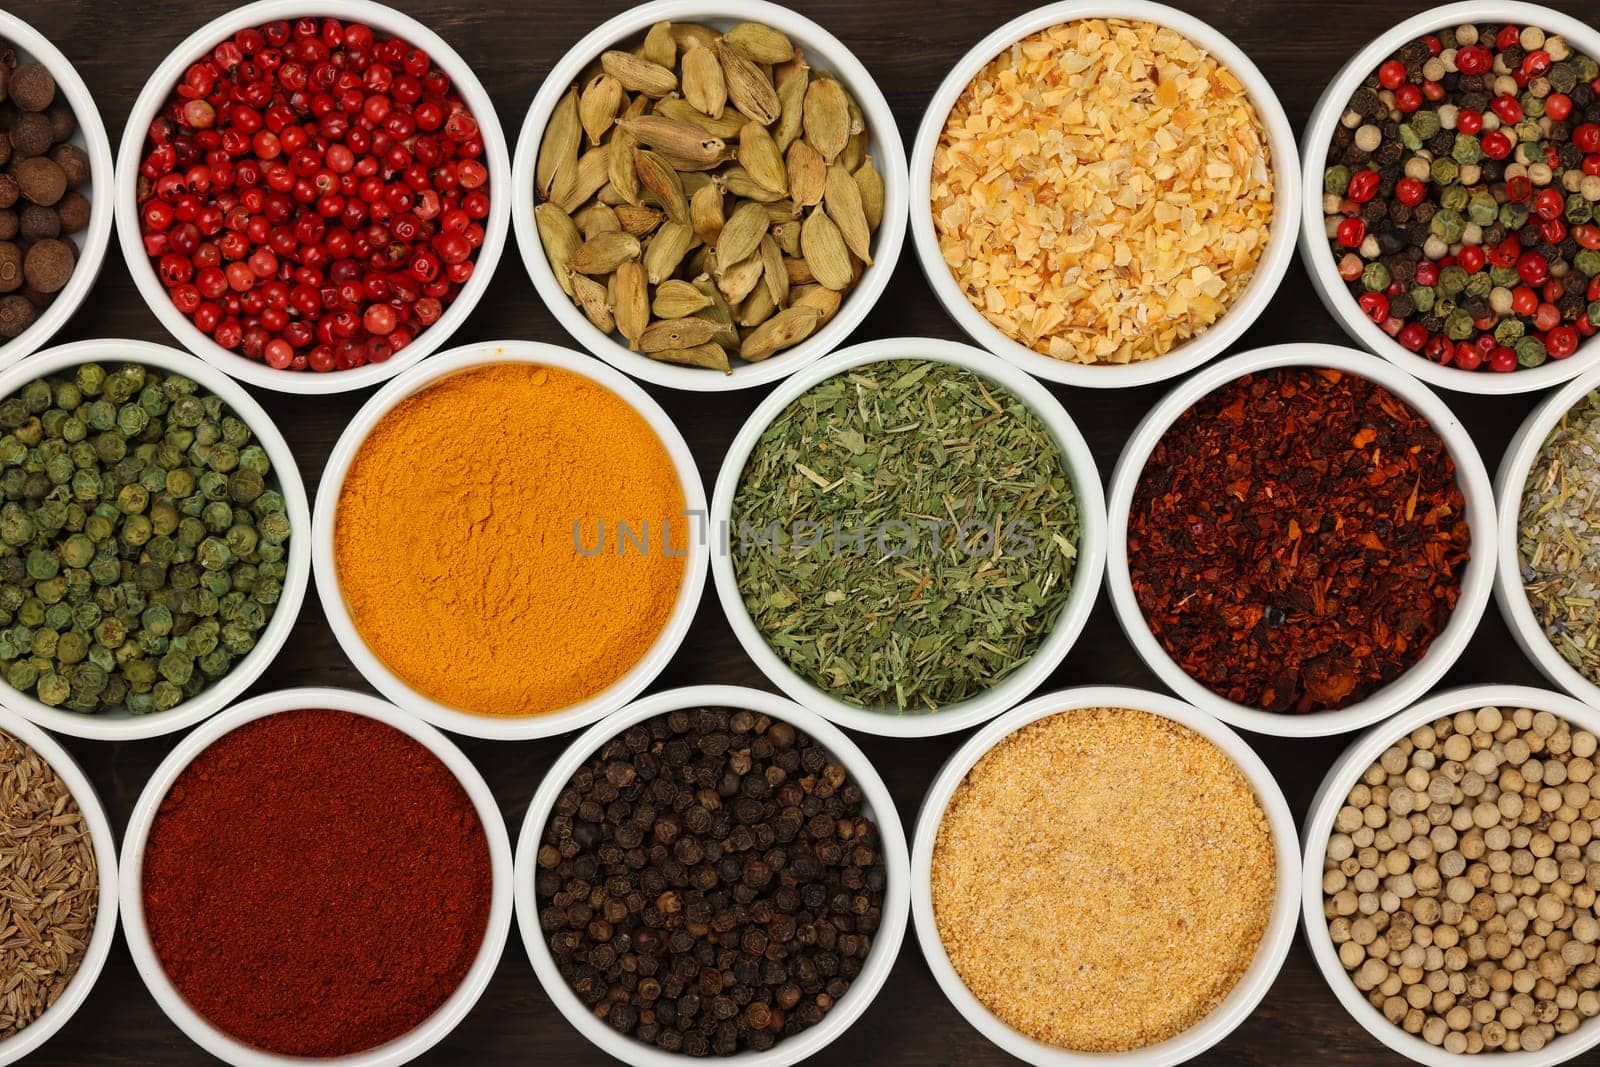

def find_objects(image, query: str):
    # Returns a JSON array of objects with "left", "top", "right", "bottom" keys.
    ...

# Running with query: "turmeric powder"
[{"left": 334, "top": 363, "right": 687, "bottom": 717}]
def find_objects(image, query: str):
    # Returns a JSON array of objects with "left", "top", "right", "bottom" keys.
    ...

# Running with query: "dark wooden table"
[{"left": 12, "top": 0, "right": 1591, "bottom": 1063}]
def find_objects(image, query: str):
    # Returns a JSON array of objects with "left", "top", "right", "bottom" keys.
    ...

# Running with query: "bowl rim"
[
  {"left": 1299, "top": 683, "right": 1600, "bottom": 1067},
  {"left": 117, "top": 685, "right": 514, "bottom": 1067},
  {"left": 906, "top": 0, "right": 1302, "bottom": 389},
  {"left": 311, "top": 338, "right": 709, "bottom": 739},
  {"left": 0, "top": 7, "right": 116, "bottom": 367},
  {"left": 708, "top": 335, "right": 1108, "bottom": 737},
  {"left": 510, "top": 0, "right": 910, "bottom": 393},
  {"left": 111, "top": 0, "right": 512, "bottom": 395},
  {"left": 1104, "top": 342, "right": 1497, "bottom": 738},
  {"left": 1493, "top": 361, "right": 1600, "bottom": 708},
  {"left": 0, "top": 706, "right": 119, "bottom": 1067},
  {"left": 0, "top": 337, "right": 311, "bottom": 740},
  {"left": 1297, "top": 0, "right": 1600, "bottom": 396},
  {"left": 512, "top": 682, "right": 911, "bottom": 1067},
  {"left": 909, "top": 684, "right": 1302, "bottom": 1067}
]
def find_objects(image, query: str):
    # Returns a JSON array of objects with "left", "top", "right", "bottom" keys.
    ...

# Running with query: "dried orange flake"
[{"left": 931, "top": 19, "right": 1275, "bottom": 365}]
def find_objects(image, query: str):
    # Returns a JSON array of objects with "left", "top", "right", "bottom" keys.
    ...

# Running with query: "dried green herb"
[{"left": 730, "top": 359, "right": 1079, "bottom": 711}]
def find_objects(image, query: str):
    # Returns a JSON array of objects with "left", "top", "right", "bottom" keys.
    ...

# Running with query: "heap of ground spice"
[
  {"left": 931, "top": 707, "right": 1276, "bottom": 1051},
  {"left": 1128, "top": 367, "right": 1471, "bottom": 713},
  {"left": 140, "top": 709, "right": 491, "bottom": 1057},
  {"left": 334, "top": 363, "right": 686, "bottom": 717}
]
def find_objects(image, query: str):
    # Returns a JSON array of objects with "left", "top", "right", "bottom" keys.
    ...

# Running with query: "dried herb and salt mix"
[
  {"left": 1519, "top": 391, "right": 1600, "bottom": 684},
  {"left": 0, "top": 728, "right": 97, "bottom": 1041},
  {"left": 0, "top": 364, "right": 291, "bottom": 715},
  {"left": 730, "top": 360, "right": 1079, "bottom": 711},
  {"left": 931, "top": 708, "right": 1276, "bottom": 1051},
  {"left": 1128, "top": 367, "right": 1470, "bottom": 714},
  {"left": 536, "top": 20, "right": 885, "bottom": 373},
  {"left": 1323, "top": 22, "right": 1600, "bottom": 372},
  {"left": 1323, "top": 705, "right": 1600, "bottom": 1054},
  {"left": 535, "top": 707, "right": 886, "bottom": 1055}
]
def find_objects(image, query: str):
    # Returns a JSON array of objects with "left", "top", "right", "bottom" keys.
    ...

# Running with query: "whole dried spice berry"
[
  {"left": 536, "top": 708, "right": 887, "bottom": 1056},
  {"left": 1128, "top": 367, "right": 1470, "bottom": 713}
]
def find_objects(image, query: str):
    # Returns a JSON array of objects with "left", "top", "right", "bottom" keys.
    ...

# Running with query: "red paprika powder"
[
  {"left": 1127, "top": 367, "right": 1470, "bottom": 714},
  {"left": 141, "top": 709, "right": 492, "bottom": 1057}
]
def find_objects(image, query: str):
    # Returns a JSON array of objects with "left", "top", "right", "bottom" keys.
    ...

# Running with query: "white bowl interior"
[
  {"left": 908, "top": 0, "right": 1302, "bottom": 389},
  {"left": 118, "top": 686, "right": 514, "bottom": 1067},
  {"left": 511, "top": 0, "right": 909, "bottom": 392},
  {"left": 708, "top": 335, "right": 1108, "bottom": 738},
  {"left": 0, "top": 8, "right": 115, "bottom": 367},
  {"left": 0, "top": 338, "right": 310, "bottom": 741},
  {"left": 112, "top": 0, "right": 512, "bottom": 395},
  {"left": 1300, "top": 684, "right": 1600, "bottom": 1067},
  {"left": 312, "top": 339, "right": 708, "bottom": 740},
  {"left": 1106, "top": 343, "right": 1497, "bottom": 738},
  {"left": 513, "top": 683, "right": 911, "bottom": 1067},
  {"left": 910, "top": 685, "right": 1302, "bottom": 1067},
  {"left": 1298, "top": 0, "right": 1600, "bottom": 395}
]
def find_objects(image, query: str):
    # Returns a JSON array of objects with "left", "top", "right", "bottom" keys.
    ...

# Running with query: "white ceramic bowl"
[
  {"left": 0, "top": 8, "right": 114, "bottom": 367},
  {"left": 118, "top": 686, "right": 513, "bottom": 1067},
  {"left": 908, "top": 0, "right": 1300, "bottom": 389},
  {"left": 313, "top": 339, "right": 708, "bottom": 740},
  {"left": 113, "top": 0, "right": 511, "bottom": 395},
  {"left": 0, "top": 338, "right": 310, "bottom": 741},
  {"left": 0, "top": 706, "right": 118, "bottom": 1066},
  {"left": 911, "top": 685, "right": 1302, "bottom": 1067},
  {"left": 1301, "top": 683, "right": 1600, "bottom": 1067},
  {"left": 1493, "top": 361, "right": 1600, "bottom": 707},
  {"left": 512, "top": 0, "right": 908, "bottom": 392},
  {"left": 709, "top": 336, "right": 1108, "bottom": 737},
  {"left": 1106, "top": 343, "right": 1496, "bottom": 738},
  {"left": 514, "top": 683, "right": 910, "bottom": 1067},
  {"left": 1300, "top": 0, "right": 1600, "bottom": 395}
]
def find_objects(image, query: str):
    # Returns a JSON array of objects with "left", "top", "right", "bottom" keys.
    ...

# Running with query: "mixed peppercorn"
[
  {"left": 135, "top": 18, "right": 490, "bottom": 374},
  {"left": 1324, "top": 23, "right": 1600, "bottom": 373}
]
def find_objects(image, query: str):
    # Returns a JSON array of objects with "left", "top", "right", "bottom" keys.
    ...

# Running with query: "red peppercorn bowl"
[
  {"left": 910, "top": 685, "right": 1302, "bottom": 1066},
  {"left": 907, "top": 0, "right": 1302, "bottom": 389},
  {"left": 513, "top": 684, "right": 910, "bottom": 1066},
  {"left": 1300, "top": 1, "right": 1600, "bottom": 395},
  {"left": 1105, "top": 343, "right": 1497, "bottom": 738},
  {"left": 1301, "top": 684, "right": 1600, "bottom": 1066},
  {"left": 0, "top": 338, "right": 311, "bottom": 741},
  {"left": 113, "top": 0, "right": 511, "bottom": 394},
  {"left": 708, "top": 336, "right": 1108, "bottom": 737},
  {"left": 512, "top": 0, "right": 908, "bottom": 392},
  {"left": 311, "top": 339, "right": 708, "bottom": 740},
  {"left": 0, "top": 705, "right": 118, "bottom": 1066},
  {"left": 117, "top": 686, "right": 514, "bottom": 1067},
  {"left": 0, "top": 8, "right": 115, "bottom": 367},
  {"left": 1493, "top": 361, "right": 1600, "bottom": 709}
]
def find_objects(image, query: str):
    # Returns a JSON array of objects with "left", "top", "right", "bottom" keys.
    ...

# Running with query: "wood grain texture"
[{"left": 6, "top": 0, "right": 1594, "bottom": 1063}]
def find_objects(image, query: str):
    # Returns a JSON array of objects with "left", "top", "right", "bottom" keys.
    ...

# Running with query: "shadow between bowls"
[
  {"left": 1299, "top": 684, "right": 1600, "bottom": 1067},
  {"left": 511, "top": 0, "right": 909, "bottom": 392},
  {"left": 907, "top": 0, "right": 1301, "bottom": 389},
  {"left": 909, "top": 685, "right": 1302, "bottom": 1067},
  {"left": 311, "top": 339, "right": 709, "bottom": 740},
  {"left": 707, "top": 336, "right": 1108, "bottom": 738},
  {"left": 117, "top": 686, "right": 514, "bottom": 1067},
  {"left": 512, "top": 683, "right": 911, "bottom": 1067},
  {"left": 1104, "top": 343, "right": 1498, "bottom": 739},
  {"left": 0, "top": 338, "right": 311, "bottom": 741},
  {"left": 111, "top": 0, "right": 512, "bottom": 394}
]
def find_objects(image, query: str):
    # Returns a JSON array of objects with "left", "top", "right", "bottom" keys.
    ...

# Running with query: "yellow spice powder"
[
  {"left": 931, "top": 707, "right": 1276, "bottom": 1051},
  {"left": 334, "top": 363, "right": 686, "bottom": 717},
  {"left": 931, "top": 19, "right": 1274, "bottom": 365}
]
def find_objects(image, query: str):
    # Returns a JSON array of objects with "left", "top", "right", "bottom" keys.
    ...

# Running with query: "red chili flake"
[{"left": 1127, "top": 368, "right": 1470, "bottom": 715}]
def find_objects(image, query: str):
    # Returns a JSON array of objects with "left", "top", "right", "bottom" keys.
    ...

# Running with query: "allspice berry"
[
  {"left": 9, "top": 111, "right": 51, "bottom": 158},
  {"left": 48, "top": 144, "right": 86, "bottom": 188},
  {"left": 0, "top": 210, "right": 17, "bottom": 241},
  {"left": 0, "top": 64, "right": 10, "bottom": 105},
  {"left": 18, "top": 204, "right": 56, "bottom": 242},
  {"left": 0, "top": 174, "right": 16, "bottom": 211},
  {"left": 0, "top": 293, "right": 33, "bottom": 338},
  {"left": 54, "top": 191, "right": 87, "bottom": 234},
  {"left": 14, "top": 156, "right": 63, "bottom": 207},
  {"left": 9, "top": 64, "right": 54, "bottom": 112},
  {"left": 45, "top": 102, "right": 72, "bottom": 143},
  {"left": 23, "top": 238, "right": 71, "bottom": 293},
  {"left": 0, "top": 242, "right": 20, "bottom": 292}
]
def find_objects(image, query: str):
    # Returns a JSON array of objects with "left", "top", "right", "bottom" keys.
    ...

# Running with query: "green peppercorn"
[
  {"left": 1324, "top": 165, "right": 1352, "bottom": 197},
  {"left": 1430, "top": 157, "right": 1460, "bottom": 185},
  {"left": 1496, "top": 318, "right": 1527, "bottom": 344},
  {"left": 1576, "top": 250, "right": 1600, "bottom": 278},
  {"left": 1467, "top": 191, "right": 1499, "bottom": 226},
  {"left": 1363, "top": 262, "right": 1391, "bottom": 291},
  {"left": 1516, "top": 336, "right": 1548, "bottom": 367}
]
